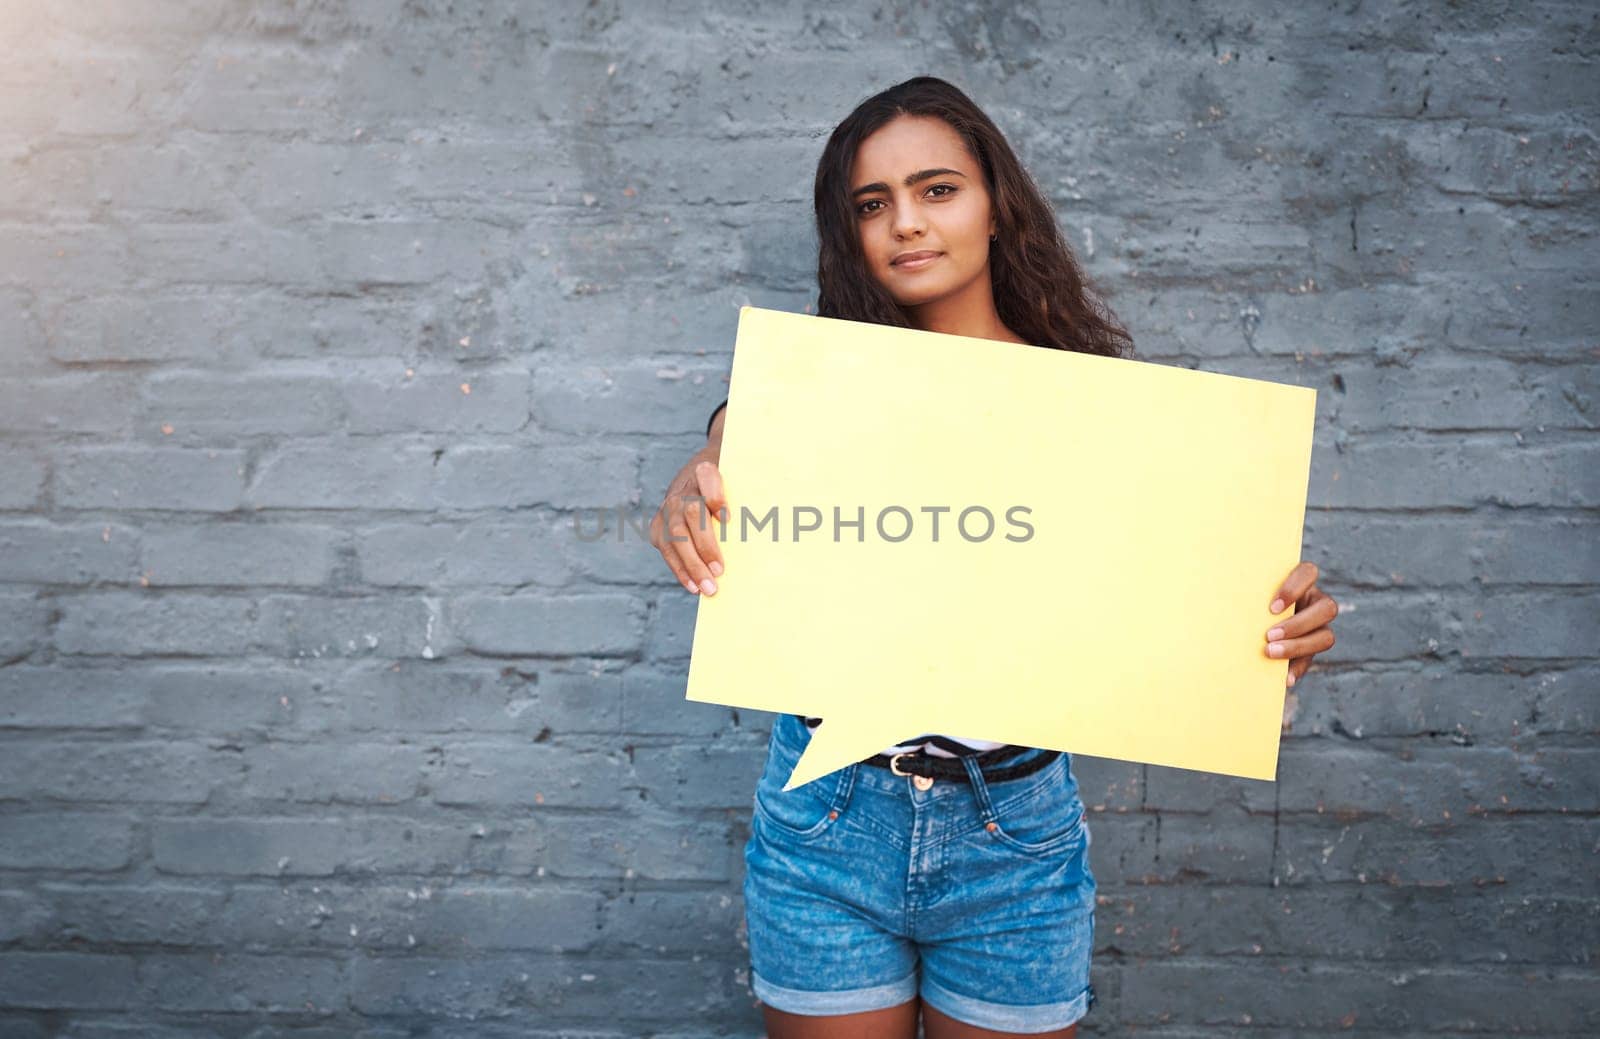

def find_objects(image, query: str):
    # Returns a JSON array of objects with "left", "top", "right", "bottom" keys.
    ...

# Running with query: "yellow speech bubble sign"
[{"left": 685, "top": 306, "right": 1315, "bottom": 791}]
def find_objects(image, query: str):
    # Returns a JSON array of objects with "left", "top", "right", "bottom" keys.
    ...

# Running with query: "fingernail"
[
  {"left": 1267, "top": 627, "right": 1285, "bottom": 641},
  {"left": 700, "top": 578, "right": 717, "bottom": 595},
  {"left": 709, "top": 561, "right": 723, "bottom": 577},
  {"left": 1286, "top": 672, "right": 1297, "bottom": 687},
  {"left": 1267, "top": 642, "right": 1284, "bottom": 658},
  {"left": 685, "top": 581, "right": 699, "bottom": 594},
  {"left": 1270, "top": 598, "right": 1285, "bottom": 613}
]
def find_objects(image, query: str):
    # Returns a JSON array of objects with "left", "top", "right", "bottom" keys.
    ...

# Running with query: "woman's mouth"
[{"left": 891, "top": 251, "right": 943, "bottom": 271}]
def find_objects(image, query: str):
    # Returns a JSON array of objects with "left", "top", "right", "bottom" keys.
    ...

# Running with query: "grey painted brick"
[
  {"left": 0, "top": 449, "right": 47, "bottom": 509},
  {"left": 9, "top": 142, "right": 230, "bottom": 222},
  {"left": 532, "top": 361, "right": 732, "bottom": 434},
  {"left": 1273, "top": 816, "right": 1600, "bottom": 893},
  {"left": 1315, "top": 589, "right": 1597, "bottom": 663},
  {"left": 1096, "top": 886, "right": 1600, "bottom": 965},
  {"left": 645, "top": 588, "right": 700, "bottom": 661},
  {"left": 292, "top": 663, "right": 623, "bottom": 736},
  {"left": 0, "top": 522, "right": 139, "bottom": 584},
  {"left": 0, "top": 889, "right": 51, "bottom": 943},
  {"left": 238, "top": 741, "right": 427, "bottom": 805},
  {"left": 345, "top": 953, "right": 732, "bottom": 1019},
  {"left": 0, "top": 228, "right": 130, "bottom": 290},
  {"left": 53, "top": 448, "right": 247, "bottom": 512},
  {"left": 1266, "top": 742, "right": 1600, "bottom": 819},
  {"left": 53, "top": 1024, "right": 258, "bottom": 1039},
  {"left": 1069, "top": 756, "right": 1146, "bottom": 814},
  {"left": 0, "top": 663, "right": 149, "bottom": 731},
  {"left": 138, "top": 952, "right": 347, "bottom": 1013},
  {"left": 0, "top": 740, "right": 236, "bottom": 804},
  {"left": 150, "top": 816, "right": 477, "bottom": 878},
  {"left": 1285, "top": 664, "right": 1599, "bottom": 741},
  {"left": 140, "top": 522, "right": 339, "bottom": 587},
  {"left": 427, "top": 742, "right": 625, "bottom": 810},
  {"left": 249, "top": 443, "right": 445, "bottom": 510},
  {"left": 1329, "top": 360, "right": 1598, "bottom": 434},
  {"left": 0, "top": 952, "right": 140, "bottom": 1009},
  {"left": 260, "top": 593, "right": 438, "bottom": 660},
  {"left": 1304, "top": 513, "right": 1600, "bottom": 587},
  {"left": 0, "top": 593, "right": 51, "bottom": 659},
  {"left": 596, "top": 889, "right": 744, "bottom": 954},
  {"left": 341, "top": 368, "right": 533, "bottom": 434},
  {"left": 1154, "top": 739, "right": 1600, "bottom": 819},
  {"left": 542, "top": 815, "right": 736, "bottom": 883},
  {"left": 138, "top": 373, "right": 346, "bottom": 438},
  {"left": 211, "top": 881, "right": 600, "bottom": 954},
  {"left": 625, "top": 742, "right": 767, "bottom": 810},
  {"left": 436, "top": 444, "right": 639, "bottom": 511},
  {"left": 0, "top": 287, "right": 50, "bottom": 374},
  {"left": 1141, "top": 812, "right": 1277, "bottom": 885},
  {"left": 39, "top": 883, "right": 224, "bottom": 947},
  {"left": 1136, "top": 961, "right": 1599, "bottom": 1032},
  {"left": 55, "top": 592, "right": 263, "bottom": 656},
  {"left": 129, "top": 664, "right": 301, "bottom": 732},
  {"left": 1078, "top": 815, "right": 1160, "bottom": 887},
  {"left": 0, "top": 375, "right": 137, "bottom": 435},
  {"left": 1308, "top": 436, "right": 1600, "bottom": 509},
  {"left": 0, "top": 814, "right": 136, "bottom": 871},
  {"left": 1452, "top": 590, "right": 1600, "bottom": 659},
  {"left": 536, "top": 286, "right": 771, "bottom": 359},
  {"left": 450, "top": 593, "right": 645, "bottom": 656},
  {"left": 122, "top": 224, "right": 320, "bottom": 289},
  {"left": 357, "top": 519, "right": 570, "bottom": 588},
  {"left": 620, "top": 669, "right": 736, "bottom": 737}
]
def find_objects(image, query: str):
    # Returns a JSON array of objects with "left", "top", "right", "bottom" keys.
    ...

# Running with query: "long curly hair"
[{"left": 813, "top": 75, "right": 1134, "bottom": 359}]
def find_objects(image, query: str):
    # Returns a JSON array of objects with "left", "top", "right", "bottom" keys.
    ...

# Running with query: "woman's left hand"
[{"left": 1264, "top": 561, "right": 1338, "bottom": 687}]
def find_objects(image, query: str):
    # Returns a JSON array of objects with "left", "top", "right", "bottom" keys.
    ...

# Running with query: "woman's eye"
[{"left": 858, "top": 185, "right": 955, "bottom": 216}]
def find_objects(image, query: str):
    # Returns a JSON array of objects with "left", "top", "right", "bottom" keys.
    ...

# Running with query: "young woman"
[{"left": 650, "top": 76, "right": 1339, "bottom": 1039}]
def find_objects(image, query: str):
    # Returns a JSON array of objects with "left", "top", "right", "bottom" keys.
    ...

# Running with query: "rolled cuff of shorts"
[
  {"left": 749, "top": 965, "right": 918, "bottom": 1016},
  {"left": 920, "top": 972, "right": 1092, "bottom": 1033}
]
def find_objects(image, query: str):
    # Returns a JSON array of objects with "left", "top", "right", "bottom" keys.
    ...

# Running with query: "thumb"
[{"left": 696, "top": 459, "right": 726, "bottom": 512}]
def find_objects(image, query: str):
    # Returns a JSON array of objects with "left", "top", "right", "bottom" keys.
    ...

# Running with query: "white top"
[{"left": 800, "top": 716, "right": 1008, "bottom": 758}]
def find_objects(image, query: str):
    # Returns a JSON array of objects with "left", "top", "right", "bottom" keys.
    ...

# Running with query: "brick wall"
[{"left": 0, "top": 1, "right": 1595, "bottom": 1035}]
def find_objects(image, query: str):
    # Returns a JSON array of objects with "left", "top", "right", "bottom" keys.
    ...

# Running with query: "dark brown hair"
[{"left": 813, "top": 75, "right": 1134, "bottom": 359}]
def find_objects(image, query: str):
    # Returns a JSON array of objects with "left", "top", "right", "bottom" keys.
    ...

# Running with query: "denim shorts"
[{"left": 742, "top": 712, "right": 1097, "bottom": 1032}]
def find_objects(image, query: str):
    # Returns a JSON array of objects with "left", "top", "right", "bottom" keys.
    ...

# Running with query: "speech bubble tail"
[{"left": 783, "top": 723, "right": 902, "bottom": 792}]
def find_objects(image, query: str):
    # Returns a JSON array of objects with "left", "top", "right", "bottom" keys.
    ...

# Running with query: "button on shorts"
[{"left": 742, "top": 712, "right": 1097, "bottom": 1032}]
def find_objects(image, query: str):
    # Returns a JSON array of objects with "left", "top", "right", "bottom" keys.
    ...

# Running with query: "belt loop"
[
  {"left": 957, "top": 752, "right": 998, "bottom": 823},
  {"left": 835, "top": 762, "right": 857, "bottom": 814}
]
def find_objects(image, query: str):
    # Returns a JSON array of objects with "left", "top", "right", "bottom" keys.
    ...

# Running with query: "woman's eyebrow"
[{"left": 850, "top": 167, "right": 968, "bottom": 199}]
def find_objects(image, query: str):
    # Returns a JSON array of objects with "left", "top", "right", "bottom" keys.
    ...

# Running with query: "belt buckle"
[{"left": 889, "top": 753, "right": 935, "bottom": 791}]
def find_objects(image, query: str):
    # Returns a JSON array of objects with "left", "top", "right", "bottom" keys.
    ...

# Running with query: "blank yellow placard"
[{"left": 684, "top": 306, "right": 1315, "bottom": 790}]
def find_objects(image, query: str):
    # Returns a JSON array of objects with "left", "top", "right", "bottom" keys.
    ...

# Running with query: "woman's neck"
[{"left": 902, "top": 281, "right": 1028, "bottom": 345}]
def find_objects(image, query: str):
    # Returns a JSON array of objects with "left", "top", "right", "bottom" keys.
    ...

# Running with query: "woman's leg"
[
  {"left": 760, "top": 996, "right": 921, "bottom": 1039},
  {"left": 922, "top": 1001, "right": 1077, "bottom": 1039}
]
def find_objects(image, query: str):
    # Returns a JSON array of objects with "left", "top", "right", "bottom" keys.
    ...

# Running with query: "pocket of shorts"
[
  {"left": 752, "top": 779, "right": 839, "bottom": 842},
  {"left": 985, "top": 788, "right": 1087, "bottom": 855}
]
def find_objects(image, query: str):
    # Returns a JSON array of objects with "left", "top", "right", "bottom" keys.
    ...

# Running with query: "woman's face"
[{"left": 849, "top": 114, "right": 997, "bottom": 310}]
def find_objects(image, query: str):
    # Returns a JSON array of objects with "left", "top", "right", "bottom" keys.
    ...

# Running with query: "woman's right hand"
[{"left": 649, "top": 451, "right": 727, "bottom": 596}]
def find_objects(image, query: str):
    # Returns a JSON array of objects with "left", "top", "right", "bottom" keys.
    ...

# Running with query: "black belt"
[{"left": 857, "top": 735, "right": 1060, "bottom": 784}]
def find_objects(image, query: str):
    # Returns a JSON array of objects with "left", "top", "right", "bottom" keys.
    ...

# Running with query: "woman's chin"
[{"left": 886, "top": 284, "right": 953, "bottom": 309}]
